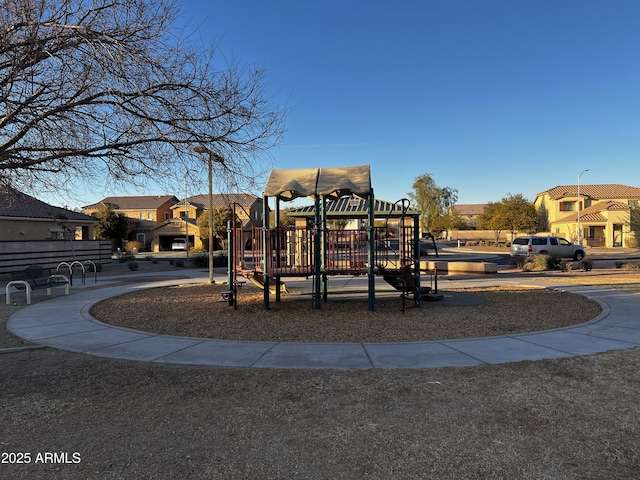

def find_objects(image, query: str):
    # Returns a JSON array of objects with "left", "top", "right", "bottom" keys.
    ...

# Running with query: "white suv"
[{"left": 510, "top": 236, "right": 586, "bottom": 261}]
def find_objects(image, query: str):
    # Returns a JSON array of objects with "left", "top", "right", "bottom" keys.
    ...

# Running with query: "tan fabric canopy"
[{"left": 264, "top": 166, "right": 371, "bottom": 201}]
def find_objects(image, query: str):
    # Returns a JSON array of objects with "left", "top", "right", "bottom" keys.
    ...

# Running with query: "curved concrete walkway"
[{"left": 7, "top": 271, "right": 640, "bottom": 369}]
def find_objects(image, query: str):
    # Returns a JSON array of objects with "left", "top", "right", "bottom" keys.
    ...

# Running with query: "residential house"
[
  {"left": 0, "top": 186, "right": 96, "bottom": 241},
  {"left": 83, "top": 195, "right": 178, "bottom": 249},
  {"left": 152, "top": 193, "right": 264, "bottom": 252},
  {"left": 534, "top": 184, "right": 640, "bottom": 248},
  {"left": 451, "top": 204, "right": 486, "bottom": 229}
]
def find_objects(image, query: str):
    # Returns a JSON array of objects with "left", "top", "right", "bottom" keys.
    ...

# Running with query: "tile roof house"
[
  {"left": 450, "top": 204, "right": 487, "bottom": 229},
  {"left": 534, "top": 184, "right": 640, "bottom": 248},
  {"left": 83, "top": 195, "right": 178, "bottom": 248},
  {"left": 0, "top": 186, "right": 96, "bottom": 241},
  {"left": 152, "top": 193, "right": 264, "bottom": 252}
]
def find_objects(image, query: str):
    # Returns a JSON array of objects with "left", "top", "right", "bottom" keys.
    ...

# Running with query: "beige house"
[
  {"left": 83, "top": 195, "right": 178, "bottom": 248},
  {"left": 534, "top": 184, "right": 640, "bottom": 248},
  {"left": 0, "top": 186, "right": 96, "bottom": 241},
  {"left": 151, "top": 193, "right": 264, "bottom": 252},
  {"left": 451, "top": 203, "right": 487, "bottom": 229}
]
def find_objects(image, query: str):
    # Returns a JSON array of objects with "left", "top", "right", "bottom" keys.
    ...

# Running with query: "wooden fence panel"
[{"left": 0, "top": 240, "right": 112, "bottom": 274}]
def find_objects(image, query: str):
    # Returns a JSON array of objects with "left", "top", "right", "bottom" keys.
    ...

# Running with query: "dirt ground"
[{"left": 2, "top": 260, "right": 640, "bottom": 479}]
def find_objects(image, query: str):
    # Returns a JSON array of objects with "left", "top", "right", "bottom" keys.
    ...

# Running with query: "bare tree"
[{"left": 1, "top": 0, "right": 286, "bottom": 195}]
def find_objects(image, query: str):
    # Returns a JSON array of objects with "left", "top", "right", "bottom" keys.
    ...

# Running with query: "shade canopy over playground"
[{"left": 263, "top": 166, "right": 371, "bottom": 201}]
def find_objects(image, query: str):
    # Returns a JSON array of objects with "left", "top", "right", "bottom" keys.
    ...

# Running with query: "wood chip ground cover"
[{"left": 89, "top": 284, "right": 603, "bottom": 342}]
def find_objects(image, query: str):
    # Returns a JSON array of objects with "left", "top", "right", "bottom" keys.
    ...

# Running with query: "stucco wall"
[{"left": 0, "top": 218, "right": 94, "bottom": 241}]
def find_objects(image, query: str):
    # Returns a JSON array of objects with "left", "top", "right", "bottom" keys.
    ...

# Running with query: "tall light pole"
[
  {"left": 194, "top": 146, "right": 225, "bottom": 284},
  {"left": 184, "top": 175, "right": 189, "bottom": 260},
  {"left": 577, "top": 168, "right": 590, "bottom": 246}
]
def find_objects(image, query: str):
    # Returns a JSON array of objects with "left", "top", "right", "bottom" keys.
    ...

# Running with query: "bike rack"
[{"left": 56, "top": 260, "right": 98, "bottom": 286}]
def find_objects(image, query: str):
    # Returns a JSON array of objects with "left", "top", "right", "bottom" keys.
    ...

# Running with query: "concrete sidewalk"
[{"left": 6, "top": 270, "right": 640, "bottom": 369}]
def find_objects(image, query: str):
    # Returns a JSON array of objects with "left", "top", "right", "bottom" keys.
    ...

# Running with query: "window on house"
[
  {"left": 165, "top": 212, "right": 170, "bottom": 220},
  {"left": 560, "top": 201, "right": 576, "bottom": 211},
  {"left": 147, "top": 212, "right": 152, "bottom": 220},
  {"left": 137, "top": 233, "right": 146, "bottom": 244},
  {"left": 629, "top": 200, "right": 639, "bottom": 208},
  {"left": 139, "top": 213, "right": 144, "bottom": 219}
]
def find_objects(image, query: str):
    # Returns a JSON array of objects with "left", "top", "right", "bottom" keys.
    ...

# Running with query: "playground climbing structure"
[{"left": 228, "top": 166, "right": 423, "bottom": 311}]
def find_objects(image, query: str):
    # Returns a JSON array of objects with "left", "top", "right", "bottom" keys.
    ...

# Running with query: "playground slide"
[{"left": 246, "top": 272, "right": 288, "bottom": 294}]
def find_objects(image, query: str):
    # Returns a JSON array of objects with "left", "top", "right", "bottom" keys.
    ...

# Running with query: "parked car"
[
  {"left": 171, "top": 238, "right": 188, "bottom": 251},
  {"left": 510, "top": 236, "right": 585, "bottom": 260}
]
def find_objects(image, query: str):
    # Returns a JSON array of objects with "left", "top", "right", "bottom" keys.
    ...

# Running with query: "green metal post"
[
  {"left": 321, "top": 196, "right": 328, "bottom": 302},
  {"left": 368, "top": 190, "right": 375, "bottom": 311},
  {"left": 275, "top": 197, "right": 281, "bottom": 303},
  {"left": 413, "top": 213, "right": 421, "bottom": 308},
  {"left": 313, "top": 196, "right": 321, "bottom": 309},
  {"left": 262, "top": 195, "right": 270, "bottom": 310},
  {"left": 227, "top": 219, "right": 233, "bottom": 306}
]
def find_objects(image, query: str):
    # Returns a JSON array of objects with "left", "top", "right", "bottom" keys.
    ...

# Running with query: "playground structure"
[{"left": 226, "top": 166, "right": 428, "bottom": 311}]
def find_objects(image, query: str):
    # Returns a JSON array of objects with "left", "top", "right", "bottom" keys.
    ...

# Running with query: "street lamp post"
[
  {"left": 184, "top": 176, "right": 189, "bottom": 261},
  {"left": 577, "top": 168, "right": 590, "bottom": 246},
  {"left": 194, "top": 146, "right": 225, "bottom": 284}
]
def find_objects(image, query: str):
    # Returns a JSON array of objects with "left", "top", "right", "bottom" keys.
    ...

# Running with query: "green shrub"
[
  {"left": 189, "top": 253, "right": 229, "bottom": 268},
  {"left": 624, "top": 238, "right": 639, "bottom": 248},
  {"left": 581, "top": 259, "right": 594, "bottom": 271},
  {"left": 522, "top": 262, "right": 535, "bottom": 272},
  {"left": 119, "top": 253, "right": 135, "bottom": 263},
  {"left": 190, "top": 253, "right": 208, "bottom": 268},
  {"left": 510, "top": 255, "right": 529, "bottom": 269},
  {"left": 214, "top": 253, "right": 228, "bottom": 268},
  {"left": 559, "top": 259, "right": 573, "bottom": 272},
  {"left": 532, "top": 254, "right": 561, "bottom": 270},
  {"left": 126, "top": 240, "right": 143, "bottom": 253}
]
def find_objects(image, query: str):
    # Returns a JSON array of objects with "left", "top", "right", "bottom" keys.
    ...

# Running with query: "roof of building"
[
  {"left": 538, "top": 184, "right": 640, "bottom": 201},
  {"left": 83, "top": 195, "right": 178, "bottom": 210},
  {"left": 0, "top": 186, "right": 96, "bottom": 222},
  {"left": 451, "top": 204, "right": 486, "bottom": 216},
  {"left": 264, "top": 166, "right": 371, "bottom": 201},
  {"left": 152, "top": 217, "right": 198, "bottom": 231},
  {"left": 172, "top": 193, "right": 262, "bottom": 211},
  {"left": 556, "top": 200, "right": 630, "bottom": 224},
  {"left": 287, "top": 196, "right": 419, "bottom": 218}
]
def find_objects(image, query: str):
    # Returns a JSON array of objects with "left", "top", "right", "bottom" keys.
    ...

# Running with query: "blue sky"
[{"left": 73, "top": 0, "right": 640, "bottom": 208}]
